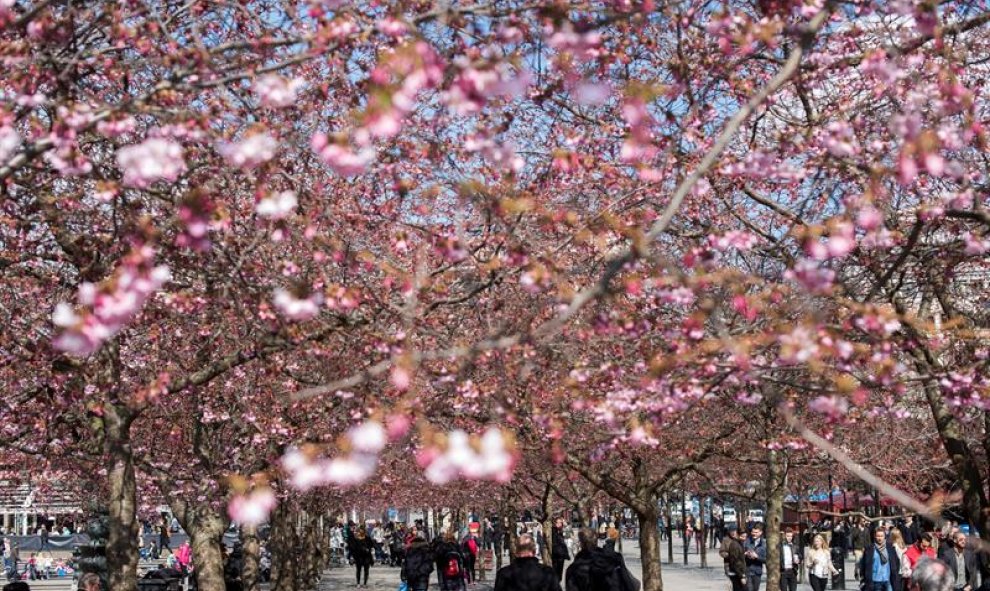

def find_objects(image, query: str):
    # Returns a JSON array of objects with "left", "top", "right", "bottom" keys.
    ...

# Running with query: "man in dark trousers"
[
  {"left": 936, "top": 532, "right": 977, "bottom": 591},
  {"left": 551, "top": 517, "right": 570, "bottom": 582},
  {"left": 779, "top": 529, "right": 801, "bottom": 591},
  {"left": 743, "top": 525, "right": 767, "bottom": 591},
  {"left": 495, "top": 534, "right": 560, "bottom": 591},
  {"left": 720, "top": 525, "right": 747, "bottom": 591},
  {"left": 859, "top": 528, "right": 902, "bottom": 591}
]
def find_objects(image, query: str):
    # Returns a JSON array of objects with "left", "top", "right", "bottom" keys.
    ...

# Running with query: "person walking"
[
  {"left": 853, "top": 518, "right": 870, "bottom": 581},
  {"left": 223, "top": 543, "right": 244, "bottom": 591},
  {"left": 551, "top": 518, "right": 570, "bottom": 582},
  {"left": 891, "top": 529, "right": 911, "bottom": 591},
  {"left": 461, "top": 523, "right": 481, "bottom": 583},
  {"left": 435, "top": 530, "right": 467, "bottom": 591},
  {"left": 806, "top": 534, "right": 838, "bottom": 591},
  {"left": 719, "top": 525, "right": 747, "bottom": 591},
  {"left": 159, "top": 524, "right": 171, "bottom": 556},
  {"left": 859, "top": 528, "right": 902, "bottom": 591},
  {"left": 565, "top": 528, "right": 636, "bottom": 591},
  {"left": 494, "top": 534, "right": 561, "bottom": 591},
  {"left": 779, "top": 529, "right": 801, "bottom": 591},
  {"left": 349, "top": 528, "right": 375, "bottom": 588},
  {"left": 401, "top": 533, "right": 435, "bottom": 591},
  {"left": 742, "top": 525, "right": 767, "bottom": 591},
  {"left": 936, "top": 532, "right": 977, "bottom": 591}
]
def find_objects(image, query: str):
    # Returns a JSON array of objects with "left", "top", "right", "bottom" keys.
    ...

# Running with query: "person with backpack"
[
  {"left": 720, "top": 525, "right": 747, "bottom": 591},
  {"left": 461, "top": 523, "right": 481, "bottom": 583},
  {"left": 494, "top": 534, "right": 561, "bottom": 591},
  {"left": 434, "top": 531, "right": 467, "bottom": 591},
  {"left": 402, "top": 533, "right": 435, "bottom": 591},
  {"left": 565, "top": 528, "right": 639, "bottom": 591}
]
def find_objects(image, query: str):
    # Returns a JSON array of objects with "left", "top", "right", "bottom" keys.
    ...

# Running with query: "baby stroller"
[{"left": 388, "top": 538, "right": 405, "bottom": 567}]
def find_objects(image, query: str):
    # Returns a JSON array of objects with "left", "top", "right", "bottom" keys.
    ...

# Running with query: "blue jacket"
[{"left": 743, "top": 538, "right": 767, "bottom": 576}]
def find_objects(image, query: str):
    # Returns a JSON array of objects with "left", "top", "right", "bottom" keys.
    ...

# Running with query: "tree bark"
[
  {"left": 637, "top": 507, "right": 663, "bottom": 591},
  {"left": 189, "top": 511, "right": 228, "bottom": 591},
  {"left": 105, "top": 403, "right": 139, "bottom": 591},
  {"left": 540, "top": 482, "right": 554, "bottom": 565},
  {"left": 242, "top": 523, "right": 261, "bottom": 591},
  {"left": 272, "top": 506, "right": 298, "bottom": 591},
  {"left": 765, "top": 449, "right": 786, "bottom": 591}
]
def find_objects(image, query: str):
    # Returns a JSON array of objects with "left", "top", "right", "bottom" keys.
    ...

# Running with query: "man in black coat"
[
  {"left": 936, "top": 532, "right": 978, "bottom": 591},
  {"left": 565, "top": 529, "right": 638, "bottom": 591},
  {"left": 402, "top": 534, "right": 435, "bottom": 591},
  {"left": 551, "top": 518, "right": 570, "bottom": 582},
  {"left": 494, "top": 534, "right": 560, "bottom": 591}
]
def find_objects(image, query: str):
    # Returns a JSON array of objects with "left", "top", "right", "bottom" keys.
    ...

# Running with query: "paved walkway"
[{"left": 318, "top": 538, "right": 860, "bottom": 591}]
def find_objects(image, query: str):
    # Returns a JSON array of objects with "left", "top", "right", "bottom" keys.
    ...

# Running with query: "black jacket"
[
  {"left": 778, "top": 541, "right": 801, "bottom": 571},
  {"left": 552, "top": 528, "right": 570, "bottom": 561},
  {"left": 495, "top": 557, "right": 561, "bottom": 591},
  {"left": 937, "top": 544, "right": 979, "bottom": 590},
  {"left": 349, "top": 535, "right": 375, "bottom": 566},
  {"left": 402, "top": 541, "right": 434, "bottom": 589},
  {"left": 565, "top": 548, "right": 637, "bottom": 591}
]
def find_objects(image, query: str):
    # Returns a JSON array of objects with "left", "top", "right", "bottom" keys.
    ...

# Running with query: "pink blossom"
[
  {"left": 272, "top": 288, "right": 323, "bottom": 321},
  {"left": 822, "top": 121, "right": 859, "bottom": 158},
  {"left": 808, "top": 395, "right": 849, "bottom": 421},
  {"left": 574, "top": 81, "right": 610, "bottom": 106},
  {"left": 391, "top": 366, "right": 412, "bottom": 391},
  {"left": 96, "top": 117, "right": 137, "bottom": 138},
  {"left": 386, "top": 414, "right": 412, "bottom": 440},
  {"left": 785, "top": 259, "right": 835, "bottom": 294},
  {"left": 963, "top": 233, "right": 990, "bottom": 256},
  {"left": 227, "top": 488, "right": 277, "bottom": 526},
  {"left": 256, "top": 191, "right": 298, "bottom": 220},
  {"left": 219, "top": 133, "right": 278, "bottom": 169},
  {"left": 778, "top": 326, "right": 820, "bottom": 364},
  {"left": 348, "top": 421, "right": 387, "bottom": 454},
  {"left": 311, "top": 133, "right": 375, "bottom": 176},
  {"left": 444, "top": 60, "right": 531, "bottom": 115},
  {"left": 377, "top": 17, "right": 408, "bottom": 37},
  {"left": 464, "top": 133, "right": 524, "bottom": 173},
  {"left": 709, "top": 230, "right": 758, "bottom": 252},
  {"left": 53, "top": 246, "right": 170, "bottom": 356},
  {"left": 856, "top": 207, "right": 883, "bottom": 231},
  {"left": 254, "top": 75, "right": 305, "bottom": 108},
  {"left": 421, "top": 427, "right": 516, "bottom": 485},
  {"left": 116, "top": 138, "right": 186, "bottom": 188},
  {"left": 546, "top": 23, "right": 602, "bottom": 59},
  {"left": 0, "top": 125, "right": 20, "bottom": 163}
]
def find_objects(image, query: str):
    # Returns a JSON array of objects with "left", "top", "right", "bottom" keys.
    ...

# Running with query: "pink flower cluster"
[
  {"left": 417, "top": 427, "right": 516, "bottom": 485},
  {"left": 116, "top": 138, "right": 186, "bottom": 188},
  {"left": 784, "top": 259, "right": 835, "bottom": 293},
  {"left": 281, "top": 420, "right": 388, "bottom": 490},
  {"left": 52, "top": 245, "right": 170, "bottom": 356},
  {"left": 256, "top": 191, "right": 298, "bottom": 220},
  {"left": 228, "top": 487, "right": 277, "bottom": 526},
  {"left": 218, "top": 133, "right": 279, "bottom": 169},
  {"left": 311, "top": 133, "right": 376, "bottom": 176},
  {"left": 778, "top": 326, "right": 820, "bottom": 365},
  {"left": 619, "top": 98, "right": 656, "bottom": 163},
  {"left": 709, "top": 230, "right": 758, "bottom": 252},
  {"left": 822, "top": 121, "right": 859, "bottom": 158},
  {"left": 808, "top": 395, "right": 850, "bottom": 421},
  {"left": 254, "top": 75, "right": 305, "bottom": 108},
  {"left": 464, "top": 133, "right": 524, "bottom": 173},
  {"left": 0, "top": 125, "right": 21, "bottom": 163},
  {"left": 444, "top": 56, "right": 531, "bottom": 115},
  {"left": 272, "top": 288, "right": 324, "bottom": 321},
  {"left": 805, "top": 221, "right": 856, "bottom": 260},
  {"left": 545, "top": 22, "right": 602, "bottom": 60}
]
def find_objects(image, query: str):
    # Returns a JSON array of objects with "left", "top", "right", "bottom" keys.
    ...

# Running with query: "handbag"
[{"left": 398, "top": 581, "right": 408, "bottom": 591}]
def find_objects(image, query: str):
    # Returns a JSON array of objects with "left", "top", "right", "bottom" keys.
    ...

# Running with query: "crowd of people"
[{"left": 719, "top": 516, "right": 990, "bottom": 591}]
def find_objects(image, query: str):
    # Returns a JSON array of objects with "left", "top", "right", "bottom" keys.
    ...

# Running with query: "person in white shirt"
[
  {"left": 806, "top": 534, "right": 838, "bottom": 591},
  {"left": 779, "top": 529, "right": 801, "bottom": 591}
]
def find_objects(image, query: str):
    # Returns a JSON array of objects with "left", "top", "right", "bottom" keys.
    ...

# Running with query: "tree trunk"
[
  {"left": 540, "top": 482, "right": 554, "bottom": 566},
  {"left": 242, "top": 523, "right": 260, "bottom": 591},
  {"left": 189, "top": 511, "right": 228, "bottom": 591},
  {"left": 637, "top": 507, "right": 663, "bottom": 591},
  {"left": 765, "top": 449, "right": 786, "bottom": 591},
  {"left": 699, "top": 499, "right": 707, "bottom": 568},
  {"left": 272, "top": 506, "right": 298, "bottom": 591},
  {"left": 105, "top": 403, "right": 139, "bottom": 591}
]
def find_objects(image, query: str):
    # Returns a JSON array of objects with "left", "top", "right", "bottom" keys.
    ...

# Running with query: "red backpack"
[{"left": 444, "top": 555, "right": 461, "bottom": 578}]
